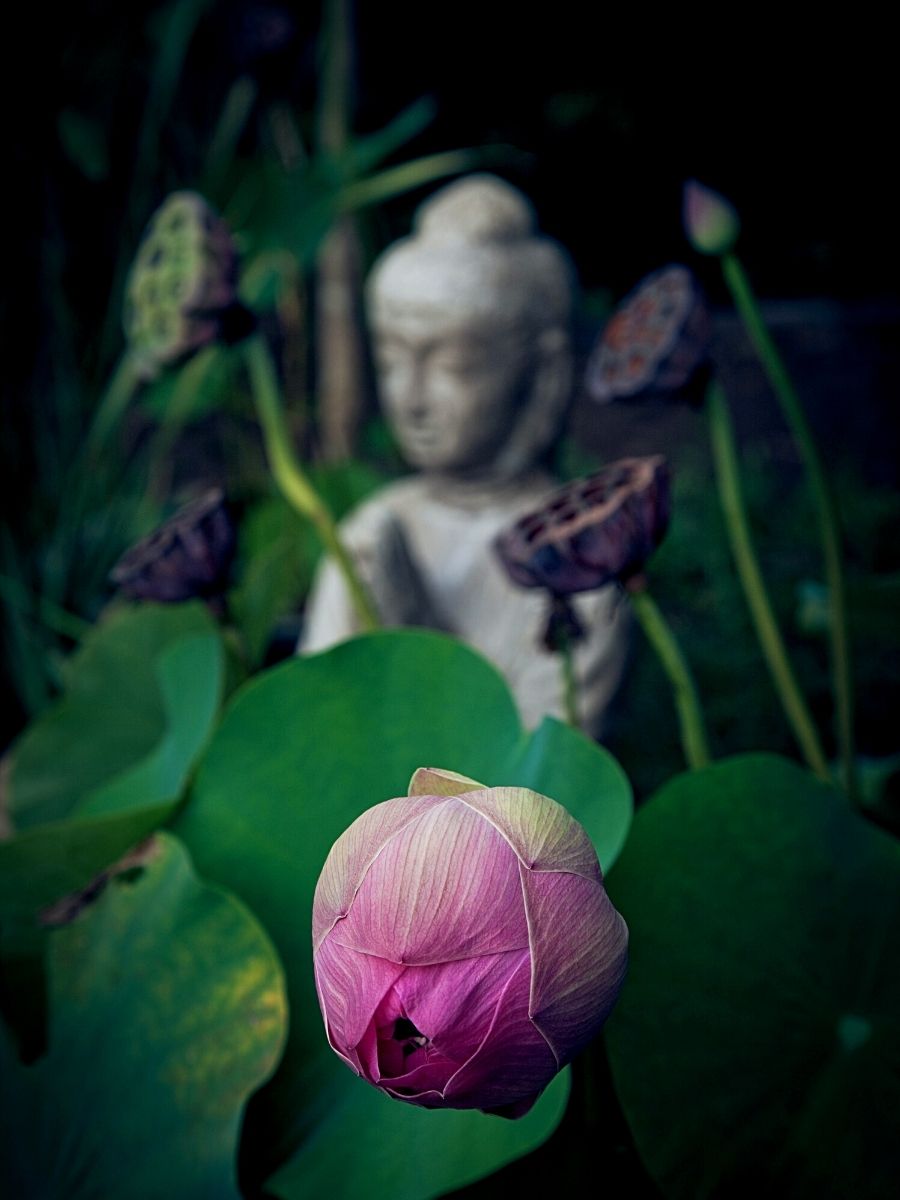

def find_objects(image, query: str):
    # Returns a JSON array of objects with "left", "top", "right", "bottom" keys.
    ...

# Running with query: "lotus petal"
[
  {"left": 313, "top": 793, "right": 442, "bottom": 948},
  {"left": 456, "top": 787, "right": 601, "bottom": 880},
  {"left": 521, "top": 866, "right": 628, "bottom": 1062},
  {"left": 330, "top": 799, "right": 529, "bottom": 963}
]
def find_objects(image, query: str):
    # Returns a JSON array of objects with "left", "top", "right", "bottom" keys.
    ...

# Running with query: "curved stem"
[
  {"left": 706, "top": 380, "right": 830, "bottom": 780},
  {"left": 84, "top": 353, "right": 142, "bottom": 460},
  {"left": 629, "top": 586, "right": 711, "bottom": 771},
  {"left": 243, "top": 333, "right": 379, "bottom": 631},
  {"left": 721, "top": 253, "right": 854, "bottom": 796}
]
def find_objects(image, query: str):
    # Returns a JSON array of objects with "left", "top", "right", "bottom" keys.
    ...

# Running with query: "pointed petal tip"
[
  {"left": 683, "top": 179, "right": 740, "bottom": 256},
  {"left": 408, "top": 766, "right": 487, "bottom": 796}
]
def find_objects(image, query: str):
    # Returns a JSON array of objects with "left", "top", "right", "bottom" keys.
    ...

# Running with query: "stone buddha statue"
[{"left": 300, "top": 174, "right": 629, "bottom": 735}]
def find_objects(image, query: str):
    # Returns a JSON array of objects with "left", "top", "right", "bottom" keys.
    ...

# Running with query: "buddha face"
[{"left": 371, "top": 304, "right": 537, "bottom": 475}]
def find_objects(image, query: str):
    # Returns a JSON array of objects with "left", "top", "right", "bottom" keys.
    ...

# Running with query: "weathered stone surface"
[{"left": 301, "top": 175, "right": 630, "bottom": 735}]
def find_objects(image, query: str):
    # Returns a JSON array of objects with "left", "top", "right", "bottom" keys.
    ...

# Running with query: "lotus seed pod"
[
  {"left": 109, "top": 488, "right": 236, "bottom": 604},
  {"left": 494, "top": 456, "right": 671, "bottom": 598},
  {"left": 312, "top": 770, "right": 628, "bottom": 1118},
  {"left": 585, "top": 265, "right": 710, "bottom": 405},
  {"left": 123, "top": 192, "right": 240, "bottom": 380}
]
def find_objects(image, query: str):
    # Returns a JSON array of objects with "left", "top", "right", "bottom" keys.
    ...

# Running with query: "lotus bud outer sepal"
[
  {"left": 683, "top": 180, "right": 741, "bottom": 256},
  {"left": 312, "top": 768, "right": 628, "bottom": 1118}
]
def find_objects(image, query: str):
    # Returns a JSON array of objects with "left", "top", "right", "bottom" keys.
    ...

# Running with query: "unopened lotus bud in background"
[
  {"left": 585, "top": 265, "right": 710, "bottom": 406},
  {"left": 683, "top": 180, "right": 741, "bottom": 257},
  {"left": 312, "top": 768, "right": 628, "bottom": 1118},
  {"left": 495, "top": 456, "right": 671, "bottom": 599},
  {"left": 110, "top": 487, "right": 236, "bottom": 606},
  {"left": 123, "top": 191, "right": 250, "bottom": 380}
]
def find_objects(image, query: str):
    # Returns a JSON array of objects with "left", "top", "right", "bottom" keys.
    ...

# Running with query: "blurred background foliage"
[
  {"left": 3, "top": 0, "right": 899, "bottom": 799},
  {"left": 2, "top": 6, "right": 900, "bottom": 1196}
]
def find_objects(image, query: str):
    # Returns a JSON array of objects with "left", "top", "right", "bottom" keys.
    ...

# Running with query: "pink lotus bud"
[
  {"left": 683, "top": 180, "right": 741, "bottom": 256},
  {"left": 312, "top": 769, "right": 628, "bottom": 1118}
]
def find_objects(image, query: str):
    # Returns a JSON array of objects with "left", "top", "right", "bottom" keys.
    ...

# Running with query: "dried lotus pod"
[
  {"left": 110, "top": 487, "right": 236, "bottom": 605},
  {"left": 123, "top": 192, "right": 243, "bottom": 380},
  {"left": 494, "top": 456, "right": 670, "bottom": 597},
  {"left": 585, "top": 265, "right": 710, "bottom": 405}
]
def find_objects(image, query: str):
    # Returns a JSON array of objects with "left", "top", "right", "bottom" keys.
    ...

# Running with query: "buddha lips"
[{"left": 312, "top": 770, "right": 628, "bottom": 1118}]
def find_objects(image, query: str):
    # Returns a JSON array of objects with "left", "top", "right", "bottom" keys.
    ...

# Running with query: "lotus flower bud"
[
  {"left": 312, "top": 769, "right": 628, "bottom": 1118},
  {"left": 494, "top": 456, "right": 671, "bottom": 598},
  {"left": 585, "top": 265, "right": 710, "bottom": 405},
  {"left": 110, "top": 487, "right": 236, "bottom": 605},
  {"left": 683, "top": 180, "right": 741, "bottom": 256},
  {"left": 123, "top": 191, "right": 245, "bottom": 380}
]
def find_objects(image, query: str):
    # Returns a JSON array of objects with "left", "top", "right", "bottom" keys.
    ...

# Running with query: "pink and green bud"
[
  {"left": 312, "top": 769, "right": 628, "bottom": 1118},
  {"left": 683, "top": 180, "right": 741, "bottom": 256}
]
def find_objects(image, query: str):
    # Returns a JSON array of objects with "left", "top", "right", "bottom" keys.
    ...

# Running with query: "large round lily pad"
[
  {"left": 0, "top": 833, "right": 287, "bottom": 1199},
  {"left": 605, "top": 753, "right": 900, "bottom": 1200},
  {"left": 268, "top": 1064, "right": 570, "bottom": 1200},
  {"left": 1, "top": 604, "right": 224, "bottom": 934},
  {"left": 10, "top": 600, "right": 222, "bottom": 829}
]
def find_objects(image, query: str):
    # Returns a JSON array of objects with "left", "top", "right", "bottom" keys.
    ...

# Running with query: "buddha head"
[{"left": 367, "top": 175, "right": 576, "bottom": 480}]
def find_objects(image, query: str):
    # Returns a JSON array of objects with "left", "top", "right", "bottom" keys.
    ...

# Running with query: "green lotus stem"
[
  {"left": 721, "top": 253, "right": 855, "bottom": 796},
  {"left": 706, "top": 379, "right": 830, "bottom": 781},
  {"left": 628, "top": 586, "right": 711, "bottom": 771},
  {"left": 243, "top": 333, "right": 379, "bottom": 631},
  {"left": 84, "top": 353, "right": 142, "bottom": 458},
  {"left": 558, "top": 635, "right": 580, "bottom": 730}
]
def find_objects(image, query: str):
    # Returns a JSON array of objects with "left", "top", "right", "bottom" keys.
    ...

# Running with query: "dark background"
[
  {"left": 8, "top": 3, "right": 898, "bottom": 340},
  {"left": 3, "top": 2, "right": 899, "bottom": 760}
]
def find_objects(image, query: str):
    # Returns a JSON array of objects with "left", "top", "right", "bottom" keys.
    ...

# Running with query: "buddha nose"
[{"left": 396, "top": 357, "right": 432, "bottom": 422}]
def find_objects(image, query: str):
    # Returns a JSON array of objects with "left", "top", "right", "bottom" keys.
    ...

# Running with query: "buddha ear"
[{"left": 494, "top": 326, "right": 573, "bottom": 478}]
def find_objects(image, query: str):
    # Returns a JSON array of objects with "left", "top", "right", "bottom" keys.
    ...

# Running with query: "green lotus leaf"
[
  {"left": 10, "top": 601, "right": 221, "bottom": 829},
  {"left": 0, "top": 832, "right": 287, "bottom": 1199},
  {"left": 605, "top": 753, "right": 900, "bottom": 1200}
]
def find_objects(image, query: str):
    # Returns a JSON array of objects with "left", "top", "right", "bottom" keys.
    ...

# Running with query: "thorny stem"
[
  {"left": 706, "top": 379, "right": 830, "bottom": 781},
  {"left": 628, "top": 585, "right": 711, "bottom": 771},
  {"left": 243, "top": 333, "right": 380, "bottom": 631},
  {"left": 721, "top": 253, "right": 855, "bottom": 796}
]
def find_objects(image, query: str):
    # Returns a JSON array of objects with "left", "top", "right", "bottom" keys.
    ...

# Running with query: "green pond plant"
[
  {"left": 586, "top": 253, "right": 832, "bottom": 781},
  {"left": 1, "top": 177, "right": 897, "bottom": 1200},
  {"left": 494, "top": 454, "right": 711, "bottom": 771},
  {"left": 685, "top": 179, "right": 855, "bottom": 794}
]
